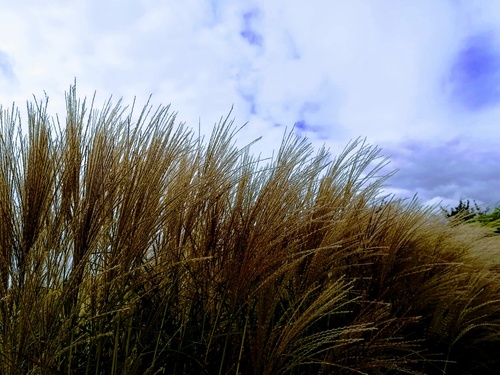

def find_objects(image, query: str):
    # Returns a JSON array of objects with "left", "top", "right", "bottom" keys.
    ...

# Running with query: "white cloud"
[{"left": 1, "top": 0, "right": 500, "bottom": 206}]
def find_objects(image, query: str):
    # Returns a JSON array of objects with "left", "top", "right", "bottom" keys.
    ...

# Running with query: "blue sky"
[{"left": 1, "top": 0, "right": 499, "bottom": 209}]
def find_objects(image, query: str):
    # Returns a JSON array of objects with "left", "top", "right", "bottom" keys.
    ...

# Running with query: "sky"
[{"left": 0, "top": 0, "right": 499, "bottom": 210}]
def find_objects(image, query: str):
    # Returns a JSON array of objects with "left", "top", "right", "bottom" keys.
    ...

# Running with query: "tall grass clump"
[{"left": 0, "top": 84, "right": 499, "bottom": 374}]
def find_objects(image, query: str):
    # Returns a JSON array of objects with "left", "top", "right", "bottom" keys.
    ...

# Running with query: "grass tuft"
[{"left": 0, "top": 84, "right": 499, "bottom": 374}]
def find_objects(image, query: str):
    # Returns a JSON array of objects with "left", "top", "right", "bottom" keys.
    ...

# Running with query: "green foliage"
[
  {"left": 475, "top": 207, "right": 500, "bottom": 234},
  {"left": 0, "top": 85, "right": 499, "bottom": 374},
  {"left": 442, "top": 199, "right": 487, "bottom": 222}
]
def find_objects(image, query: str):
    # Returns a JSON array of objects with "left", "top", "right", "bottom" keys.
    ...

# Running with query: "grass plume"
[{"left": 0, "top": 85, "right": 499, "bottom": 374}]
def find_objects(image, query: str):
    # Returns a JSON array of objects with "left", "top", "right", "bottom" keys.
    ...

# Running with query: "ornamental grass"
[{"left": 0, "top": 85, "right": 499, "bottom": 374}]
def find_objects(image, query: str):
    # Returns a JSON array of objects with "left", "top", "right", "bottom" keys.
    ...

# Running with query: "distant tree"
[{"left": 441, "top": 199, "right": 487, "bottom": 222}]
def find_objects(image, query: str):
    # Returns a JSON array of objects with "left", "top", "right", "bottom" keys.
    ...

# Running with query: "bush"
[
  {"left": 0, "top": 85, "right": 499, "bottom": 374},
  {"left": 475, "top": 207, "right": 500, "bottom": 234},
  {"left": 441, "top": 199, "right": 487, "bottom": 223}
]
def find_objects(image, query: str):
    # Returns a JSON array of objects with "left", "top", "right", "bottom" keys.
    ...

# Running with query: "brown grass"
[{"left": 0, "top": 84, "right": 499, "bottom": 374}]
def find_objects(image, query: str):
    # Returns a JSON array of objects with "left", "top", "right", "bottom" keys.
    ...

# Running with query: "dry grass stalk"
[{"left": 0, "top": 85, "right": 499, "bottom": 374}]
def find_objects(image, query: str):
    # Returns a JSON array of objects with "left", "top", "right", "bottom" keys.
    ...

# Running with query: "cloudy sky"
[{"left": 1, "top": 0, "right": 499, "bottom": 209}]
